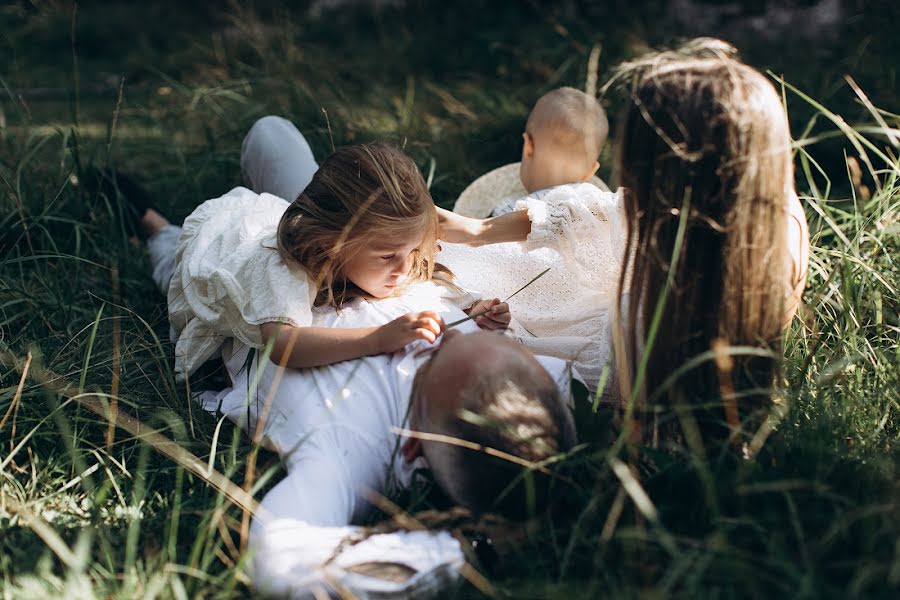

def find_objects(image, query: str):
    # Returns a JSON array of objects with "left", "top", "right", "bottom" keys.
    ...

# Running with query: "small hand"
[
  {"left": 374, "top": 311, "right": 445, "bottom": 353},
  {"left": 437, "top": 206, "right": 484, "bottom": 245},
  {"left": 468, "top": 298, "right": 511, "bottom": 331}
]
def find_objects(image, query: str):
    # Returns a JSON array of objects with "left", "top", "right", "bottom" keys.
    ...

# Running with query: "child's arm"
[
  {"left": 465, "top": 298, "right": 511, "bottom": 331},
  {"left": 437, "top": 206, "right": 531, "bottom": 246},
  {"left": 260, "top": 311, "right": 445, "bottom": 369}
]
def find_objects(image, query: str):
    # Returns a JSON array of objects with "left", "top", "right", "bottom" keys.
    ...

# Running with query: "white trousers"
[
  {"left": 147, "top": 117, "right": 464, "bottom": 598},
  {"left": 146, "top": 115, "right": 319, "bottom": 296}
]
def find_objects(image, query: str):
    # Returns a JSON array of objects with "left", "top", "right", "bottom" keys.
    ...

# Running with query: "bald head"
[
  {"left": 520, "top": 87, "right": 608, "bottom": 192},
  {"left": 410, "top": 330, "right": 576, "bottom": 519},
  {"left": 528, "top": 87, "right": 607, "bottom": 162}
]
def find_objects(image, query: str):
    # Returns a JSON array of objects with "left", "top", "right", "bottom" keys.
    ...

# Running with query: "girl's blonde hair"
[
  {"left": 612, "top": 40, "right": 793, "bottom": 444},
  {"left": 277, "top": 143, "right": 439, "bottom": 307}
]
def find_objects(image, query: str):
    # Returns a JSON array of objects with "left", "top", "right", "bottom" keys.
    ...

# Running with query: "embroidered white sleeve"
[{"left": 515, "top": 183, "right": 628, "bottom": 293}]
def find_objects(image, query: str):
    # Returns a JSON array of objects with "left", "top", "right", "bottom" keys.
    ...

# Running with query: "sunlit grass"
[{"left": 1, "top": 2, "right": 898, "bottom": 598}]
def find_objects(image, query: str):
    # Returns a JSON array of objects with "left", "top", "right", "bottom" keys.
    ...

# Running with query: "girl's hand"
[
  {"left": 437, "top": 207, "right": 485, "bottom": 245},
  {"left": 467, "top": 298, "right": 511, "bottom": 331},
  {"left": 373, "top": 311, "right": 445, "bottom": 353},
  {"left": 437, "top": 206, "right": 532, "bottom": 246}
]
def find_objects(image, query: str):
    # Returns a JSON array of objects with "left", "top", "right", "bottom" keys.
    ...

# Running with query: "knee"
[
  {"left": 241, "top": 115, "right": 300, "bottom": 167},
  {"left": 249, "top": 115, "right": 292, "bottom": 134},
  {"left": 244, "top": 115, "right": 290, "bottom": 152}
]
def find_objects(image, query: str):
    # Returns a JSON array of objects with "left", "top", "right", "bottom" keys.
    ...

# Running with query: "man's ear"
[
  {"left": 401, "top": 437, "right": 423, "bottom": 463},
  {"left": 522, "top": 132, "right": 535, "bottom": 159},
  {"left": 580, "top": 160, "right": 600, "bottom": 182}
]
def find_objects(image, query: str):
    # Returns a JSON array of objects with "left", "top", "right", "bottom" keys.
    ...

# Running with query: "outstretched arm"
[
  {"left": 260, "top": 311, "right": 445, "bottom": 368},
  {"left": 251, "top": 461, "right": 464, "bottom": 598},
  {"left": 783, "top": 192, "right": 810, "bottom": 326},
  {"left": 437, "top": 206, "right": 531, "bottom": 246}
]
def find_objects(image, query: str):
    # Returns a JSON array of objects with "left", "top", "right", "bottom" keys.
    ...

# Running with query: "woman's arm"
[
  {"left": 437, "top": 206, "right": 531, "bottom": 246},
  {"left": 783, "top": 192, "right": 810, "bottom": 326},
  {"left": 260, "top": 311, "right": 445, "bottom": 369}
]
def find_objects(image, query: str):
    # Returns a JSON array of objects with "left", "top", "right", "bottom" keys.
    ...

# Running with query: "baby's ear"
[
  {"left": 582, "top": 160, "right": 600, "bottom": 181},
  {"left": 522, "top": 132, "right": 535, "bottom": 158}
]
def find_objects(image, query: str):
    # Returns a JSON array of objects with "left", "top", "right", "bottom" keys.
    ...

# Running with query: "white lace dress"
[{"left": 438, "top": 183, "right": 628, "bottom": 391}]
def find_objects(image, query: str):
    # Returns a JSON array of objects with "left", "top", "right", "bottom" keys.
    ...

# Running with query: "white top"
[
  {"left": 438, "top": 183, "right": 627, "bottom": 391},
  {"left": 199, "top": 281, "right": 573, "bottom": 598},
  {"left": 515, "top": 183, "right": 628, "bottom": 291},
  {"left": 517, "top": 185, "right": 809, "bottom": 300},
  {"left": 452, "top": 161, "right": 610, "bottom": 218},
  {"left": 445, "top": 182, "right": 808, "bottom": 396},
  {"left": 167, "top": 187, "right": 318, "bottom": 379}
]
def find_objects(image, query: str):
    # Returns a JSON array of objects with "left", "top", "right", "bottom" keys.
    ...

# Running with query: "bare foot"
[{"left": 140, "top": 207, "right": 171, "bottom": 238}]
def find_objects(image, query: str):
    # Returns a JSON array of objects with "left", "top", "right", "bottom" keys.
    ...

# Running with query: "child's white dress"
[
  {"left": 167, "top": 186, "right": 317, "bottom": 380},
  {"left": 439, "top": 182, "right": 628, "bottom": 391}
]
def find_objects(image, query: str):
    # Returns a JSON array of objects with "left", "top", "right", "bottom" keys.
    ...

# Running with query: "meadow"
[{"left": 1, "top": 1, "right": 898, "bottom": 597}]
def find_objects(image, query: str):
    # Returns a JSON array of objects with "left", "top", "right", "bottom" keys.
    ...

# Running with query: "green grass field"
[{"left": 1, "top": 1, "right": 898, "bottom": 597}]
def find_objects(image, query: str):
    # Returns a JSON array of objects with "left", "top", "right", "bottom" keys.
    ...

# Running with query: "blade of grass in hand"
[{"left": 446, "top": 267, "right": 551, "bottom": 328}]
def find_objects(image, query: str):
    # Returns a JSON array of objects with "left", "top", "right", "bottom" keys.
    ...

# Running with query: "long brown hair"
[
  {"left": 277, "top": 143, "right": 440, "bottom": 307},
  {"left": 613, "top": 40, "right": 793, "bottom": 444}
]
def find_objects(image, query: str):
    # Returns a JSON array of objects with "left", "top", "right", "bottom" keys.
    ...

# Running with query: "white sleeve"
[
  {"left": 250, "top": 455, "right": 464, "bottom": 598},
  {"left": 515, "top": 184, "right": 628, "bottom": 292},
  {"left": 169, "top": 189, "right": 318, "bottom": 378}
]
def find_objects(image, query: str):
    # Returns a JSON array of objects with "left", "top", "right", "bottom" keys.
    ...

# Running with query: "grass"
[{"left": 1, "top": 1, "right": 899, "bottom": 597}]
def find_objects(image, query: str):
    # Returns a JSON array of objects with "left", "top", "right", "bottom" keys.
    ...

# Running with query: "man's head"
[
  {"left": 519, "top": 87, "right": 609, "bottom": 193},
  {"left": 409, "top": 330, "right": 576, "bottom": 520}
]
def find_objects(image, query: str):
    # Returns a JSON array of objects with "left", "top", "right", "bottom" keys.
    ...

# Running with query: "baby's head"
[
  {"left": 410, "top": 330, "right": 576, "bottom": 519},
  {"left": 277, "top": 143, "right": 439, "bottom": 307},
  {"left": 519, "top": 87, "right": 608, "bottom": 193}
]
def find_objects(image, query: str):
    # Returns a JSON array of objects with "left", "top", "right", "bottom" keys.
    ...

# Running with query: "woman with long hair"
[{"left": 441, "top": 39, "right": 810, "bottom": 446}]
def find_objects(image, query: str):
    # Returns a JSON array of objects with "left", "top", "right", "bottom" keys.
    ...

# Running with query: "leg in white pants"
[
  {"left": 240, "top": 115, "right": 319, "bottom": 202},
  {"left": 147, "top": 116, "right": 320, "bottom": 296},
  {"left": 149, "top": 122, "right": 465, "bottom": 596}
]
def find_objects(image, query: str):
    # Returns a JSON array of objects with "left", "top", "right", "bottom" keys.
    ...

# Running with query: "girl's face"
[{"left": 340, "top": 229, "right": 426, "bottom": 298}]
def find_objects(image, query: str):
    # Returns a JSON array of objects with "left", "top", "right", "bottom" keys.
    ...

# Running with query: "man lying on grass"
[
  {"left": 102, "top": 115, "right": 578, "bottom": 597},
  {"left": 207, "top": 287, "right": 576, "bottom": 598}
]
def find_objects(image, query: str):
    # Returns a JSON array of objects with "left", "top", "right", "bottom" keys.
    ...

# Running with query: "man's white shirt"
[{"left": 199, "top": 281, "right": 573, "bottom": 598}]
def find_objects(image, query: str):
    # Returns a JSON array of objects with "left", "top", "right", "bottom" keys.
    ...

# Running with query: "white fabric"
[
  {"left": 241, "top": 115, "right": 319, "bottom": 201},
  {"left": 200, "top": 282, "right": 573, "bottom": 599},
  {"left": 167, "top": 187, "right": 317, "bottom": 379},
  {"left": 516, "top": 183, "right": 628, "bottom": 292},
  {"left": 252, "top": 520, "right": 463, "bottom": 599},
  {"left": 452, "top": 161, "right": 610, "bottom": 218},
  {"left": 147, "top": 224, "right": 183, "bottom": 296},
  {"left": 438, "top": 183, "right": 627, "bottom": 391},
  {"left": 159, "top": 115, "right": 579, "bottom": 598}
]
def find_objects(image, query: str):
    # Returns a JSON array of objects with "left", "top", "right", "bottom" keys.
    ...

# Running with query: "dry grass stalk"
[
  {"left": 107, "top": 261, "right": 121, "bottom": 452},
  {"left": 0, "top": 350, "right": 261, "bottom": 516},
  {"left": 5, "top": 496, "right": 79, "bottom": 568},
  {"left": 0, "top": 351, "right": 31, "bottom": 439},
  {"left": 391, "top": 427, "right": 553, "bottom": 476},
  {"left": 711, "top": 337, "right": 741, "bottom": 446}
]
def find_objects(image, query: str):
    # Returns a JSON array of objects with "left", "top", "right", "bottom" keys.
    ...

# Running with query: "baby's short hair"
[
  {"left": 526, "top": 86, "right": 609, "bottom": 163},
  {"left": 419, "top": 358, "right": 576, "bottom": 520}
]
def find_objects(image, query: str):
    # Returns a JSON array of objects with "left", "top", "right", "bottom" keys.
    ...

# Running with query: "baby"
[
  {"left": 519, "top": 86, "right": 608, "bottom": 193},
  {"left": 488, "top": 86, "right": 608, "bottom": 217},
  {"left": 434, "top": 87, "right": 618, "bottom": 391}
]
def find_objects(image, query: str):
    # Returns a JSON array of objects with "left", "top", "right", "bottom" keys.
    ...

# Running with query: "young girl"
[
  {"left": 167, "top": 139, "right": 508, "bottom": 380},
  {"left": 440, "top": 39, "right": 810, "bottom": 444}
]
